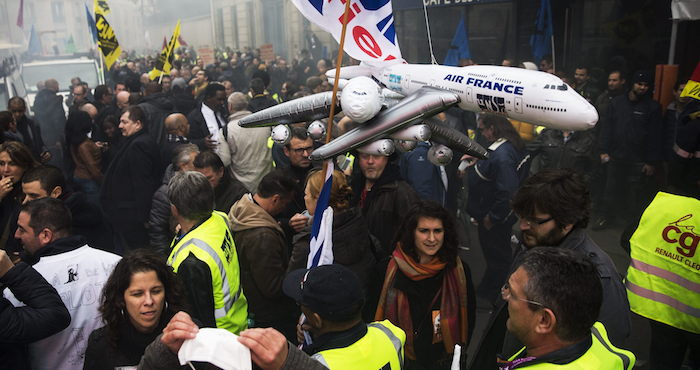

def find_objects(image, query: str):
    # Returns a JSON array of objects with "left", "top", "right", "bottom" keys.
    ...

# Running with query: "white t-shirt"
[{"left": 5, "top": 245, "right": 121, "bottom": 370}]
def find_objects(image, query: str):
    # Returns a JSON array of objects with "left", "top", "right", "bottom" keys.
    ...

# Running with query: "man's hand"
[
  {"left": 289, "top": 213, "right": 309, "bottom": 233},
  {"left": 600, "top": 153, "right": 610, "bottom": 163},
  {"left": 0, "top": 250, "right": 15, "bottom": 278},
  {"left": 40, "top": 151, "right": 52, "bottom": 163},
  {"left": 238, "top": 328, "right": 289, "bottom": 370},
  {"left": 482, "top": 215, "right": 494, "bottom": 231},
  {"left": 642, "top": 164, "right": 655, "bottom": 176},
  {"left": 161, "top": 311, "right": 199, "bottom": 354},
  {"left": 205, "top": 135, "right": 218, "bottom": 150}
]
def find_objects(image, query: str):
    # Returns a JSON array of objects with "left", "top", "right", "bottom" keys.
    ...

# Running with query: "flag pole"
[{"left": 321, "top": 0, "right": 352, "bottom": 173}]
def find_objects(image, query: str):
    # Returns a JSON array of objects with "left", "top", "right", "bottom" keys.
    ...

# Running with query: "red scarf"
[{"left": 375, "top": 245, "right": 469, "bottom": 360}]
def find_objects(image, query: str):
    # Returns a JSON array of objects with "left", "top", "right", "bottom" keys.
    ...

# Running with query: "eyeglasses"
[
  {"left": 501, "top": 282, "right": 545, "bottom": 309},
  {"left": 518, "top": 215, "right": 554, "bottom": 227},
  {"left": 291, "top": 146, "right": 314, "bottom": 155}
]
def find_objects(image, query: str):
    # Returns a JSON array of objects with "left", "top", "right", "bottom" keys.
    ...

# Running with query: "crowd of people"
[{"left": 0, "top": 45, "right": 697, "bottom": 370}]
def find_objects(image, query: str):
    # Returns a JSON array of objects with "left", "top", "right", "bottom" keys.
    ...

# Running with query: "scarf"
[{"left": 375, "top": 244, "right": 469, "bottom": 360}]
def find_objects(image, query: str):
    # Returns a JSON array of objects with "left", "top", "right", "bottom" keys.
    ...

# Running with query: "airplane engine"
[
  {"left": 395, "top": 139, "right": 418, "bottom": 152},
  {"left": 389, "top": 124, "right": 431, "bottom": 141},
  {"left": 307, "top": 120, "right": 326, "bottom": 141},
  {"left": 357, "top": 139, "right": 395, "bottom": 157},
  {"left": 428, "top": 144, "right": 453, "bottom": 166},
  {"left": 271, "top": 124, "right": 291, "bottom": 145},
  {"left": 340, "top": 76, "right": 383, "bottom": 123}
]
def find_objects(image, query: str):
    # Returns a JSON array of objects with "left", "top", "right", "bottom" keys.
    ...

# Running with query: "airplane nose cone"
[{"left": 582, "top": 104, "right": 599, "bottom": 130}]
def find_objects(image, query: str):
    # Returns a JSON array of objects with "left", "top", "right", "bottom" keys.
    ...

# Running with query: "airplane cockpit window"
[
  {"left": 557, "top": 84, "right": 568, "bottom": 91},
  {"left": 544, "top": 84, "right": 549, "bottom": 89}
]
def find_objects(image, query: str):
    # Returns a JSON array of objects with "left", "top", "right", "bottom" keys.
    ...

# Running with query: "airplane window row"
[
  {"left": 543, "top": 84, "right": 569, "bottom": 91},
  {"left": 526, "top": 104, "right": 567, "bottom": 112}
]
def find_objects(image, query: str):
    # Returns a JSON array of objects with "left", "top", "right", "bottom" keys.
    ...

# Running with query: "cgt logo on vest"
[{"left": 662, "top": 214, "right": 698, "bottom": 258}]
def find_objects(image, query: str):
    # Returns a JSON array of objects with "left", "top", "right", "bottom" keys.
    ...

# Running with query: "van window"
[{"left": 22, "top": 62, "right": 100, "bottom": 93}]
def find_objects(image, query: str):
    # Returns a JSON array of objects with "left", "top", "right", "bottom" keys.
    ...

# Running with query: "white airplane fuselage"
[{"left": 374, "top": 64, "right": 598, "bottom": 131}]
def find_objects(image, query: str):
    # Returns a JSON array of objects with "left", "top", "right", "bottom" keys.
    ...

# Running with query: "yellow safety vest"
[
  {"left": 168, "top": 211, "right": 248, "bottom": 334},
  {"left": 626, "top": 192, "right": 700, "bottom": 334},
  {"left": 507, "top": 322, "right": 635, "bottom": 369},
  {"left": 312, "top": 320, "right": 406, "bottom": 370}
]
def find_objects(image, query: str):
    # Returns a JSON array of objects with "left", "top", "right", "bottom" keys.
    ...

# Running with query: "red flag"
[
  {"left": 162, "top": 36, "right": 167, "bottom": 50},
  {"left": 177, "top": 35, "right": 188, "bottom": 46},
  {"left": 16, "top": 0, "right": 24, "bottom": 28},
  {"left": 680, "top": 62, "right": 700, "bottom": 101}
]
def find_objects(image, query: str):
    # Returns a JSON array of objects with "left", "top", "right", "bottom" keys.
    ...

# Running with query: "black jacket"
[
  {"left": 248, "top": 94, "right": 278, "bottom": 113},
  {"left": 351, "top": 164, "right": 420, "bottom": 254},
  {"left": 186, "top": 103, "right": 225, "bottom": 151},
  {"left": 100, "top": 130, "right": 160, "bottom": 234},
  {"left": 148, "top": 164, "right": 177, "bottom": 254},
  {"left": 598, "top": 92, "right": 663, "bottom": 163},
  {"left": 214, "top": 170, "right": 248, "bottom": 213},
  {"left": 32, "top": 89, "right": 66, "bottom": 147},
  {"left": 16, "top": 115, "right": 47, "bottom": 161},
  {"left": 139, "top": 93, "right": 175, "bottom": 146},
  {"left": 527, "top": 129, "right": 595, "bottom": 178},
  {"left": 83, "top": 310, "right": 174, "bottom": 370},
  {"left": 0, "top": 262, "right": 71, "bottom": 370}
]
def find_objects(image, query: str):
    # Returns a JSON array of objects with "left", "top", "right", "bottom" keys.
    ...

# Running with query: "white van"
[
  {"left": 0, "top": 48, "right": 28, "bottom": 112},
  {"left": 21, "top": 57, "right": 104, "bottom": 113}
]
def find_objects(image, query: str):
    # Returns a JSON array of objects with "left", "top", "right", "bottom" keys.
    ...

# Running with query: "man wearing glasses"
[
  {"left": 280, "top": 127, "right": 317, "bottom": 234},
  {"left": 511, "top": 168, "right": 630, "bottom": 345},
  {"left": 470, "top": 169, "right": 630, "bottom": 369},
  {"left": 499, "top": 247, "right": 635, "bottom": 369}
]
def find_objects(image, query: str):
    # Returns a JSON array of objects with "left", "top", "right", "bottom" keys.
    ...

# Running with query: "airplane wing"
[
  {"left": 238, "top": 91, "right": 339, "bottom": 128},
  {"left": 423, "top": 117, "right": 489, "bottom": 159},
  {"left": 309, "top": 86, "right": 460, "bottom": 161}
]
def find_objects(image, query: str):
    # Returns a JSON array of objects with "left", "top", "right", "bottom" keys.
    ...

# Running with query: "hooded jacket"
[{"left": 228, "top": 194, "right": 296, "bottom": 323}]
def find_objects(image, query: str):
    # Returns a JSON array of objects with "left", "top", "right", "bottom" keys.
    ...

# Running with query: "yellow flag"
[
  {"left": 149, "top": 20, "right": 181, "bottom": 80},
  {"left": 680, "top": 62, "right": 700, "bottom": 101},
  {"left": 94, "top": 0, "right": 120, "bottom": 69}
]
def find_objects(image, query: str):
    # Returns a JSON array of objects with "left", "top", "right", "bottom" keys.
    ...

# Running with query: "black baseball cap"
[
  {"left": 632, "top": 70, "right": 653, "bottom": 85},
  {"left": 283, "top": 264, "right": 365, "bottom": 322}
]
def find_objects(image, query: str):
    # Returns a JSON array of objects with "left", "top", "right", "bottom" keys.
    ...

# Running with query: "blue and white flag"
[
  {"left": 530, "top": 0, "right": 553, "bottom": 64},
  {"left": 444, "top": 15, "right": 471, "bottom": 66},
  {"left": 85, "top": 3, "right": 98, "bottom": 44},
  {"left": 307, "top": 160, "right": 334, "bottom": 268}
]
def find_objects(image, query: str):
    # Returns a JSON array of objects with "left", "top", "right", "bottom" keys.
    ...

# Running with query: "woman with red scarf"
[{"left": 375, "top": 200, "right": 475, "bottom": 369}]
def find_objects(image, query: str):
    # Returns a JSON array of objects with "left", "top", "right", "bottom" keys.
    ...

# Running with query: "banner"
[
  {"left": 291, "top": 0, "right": 402, "bottom": 65},
  {"left": 149, "top": 20, "right": 181, "bottom": 80},
  {"left": 94, "top": 0, "right": 121, "bottom": 69}
]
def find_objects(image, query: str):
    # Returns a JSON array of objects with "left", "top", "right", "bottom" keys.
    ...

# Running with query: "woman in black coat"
[
  {"left": 100, "top": 106, "right": 161, "bottom": 254},
  {"left": 83, "top": 250, "right": 187, "bottom": 370}
]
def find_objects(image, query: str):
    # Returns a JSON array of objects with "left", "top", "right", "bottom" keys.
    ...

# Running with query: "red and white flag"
[{"left": 291, "top": 0, "right": 403, "bottom": 66}]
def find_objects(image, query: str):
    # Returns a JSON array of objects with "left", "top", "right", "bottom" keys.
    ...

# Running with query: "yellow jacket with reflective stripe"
[
  {"left": 168, "top": 211, "right": 248, "bottom": 334},
  {"left": 626, "top": 192, "right": 700, "bottom": 334},
  {"left": 508, "top": 322, "right": 635, "bottom": 369},
  {"left": 312, "top": 320, "right": 406, "bottom": 370}
]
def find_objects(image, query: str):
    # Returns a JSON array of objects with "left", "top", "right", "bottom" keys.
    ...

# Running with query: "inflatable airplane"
[{"left": 238, "top": 63, "right": 598, "bottom": 164}]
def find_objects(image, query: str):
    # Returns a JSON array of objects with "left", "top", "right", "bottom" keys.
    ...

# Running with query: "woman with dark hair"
[
  {"left": 65, "top": 110, "right": 102, "bottom": 200},
  {"left": 465, "top": 113, "right": 529, "bottom": 303},
  {"left": 0, "top": 111, "right": 22, "bottom": 142},
  {"left": 0, "top": 141, "right": 38, "bottom": 259},
  {"left": 375, "top": 200, "right": 475, "bottom": 370},
  {"left": 83, "top": 249, "right": 187, "bottom": 370}
]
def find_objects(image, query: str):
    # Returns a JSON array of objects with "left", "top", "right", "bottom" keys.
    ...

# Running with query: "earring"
[{"left": 165, "top": 300, "right": 169, "bottom": 312}]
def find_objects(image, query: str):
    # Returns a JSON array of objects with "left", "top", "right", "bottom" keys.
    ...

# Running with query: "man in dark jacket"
[
  {"left": 147, "top": 144, "right": 199, "bottom": 254},
  {"left": 469, "top": 169, "right": 631, "bottom": 369},
  {"left": 8, "top": 97, "right": 50, "bottom": 163},
  {"left": 187, "top": 83, "right": 227, "bottom": 151},
  {"left": 0, "top": 249, "right": 70, "bottom": 370},
  {"left": 229, "top": 169, "right": 298, "bottom": 340},
  {"left": 139, "top": 81, "right": 175, "bottom": 147},
  {"left": 596, "top": 70, "right": 663, "bottom": 229},
  {"left": 32, "top": 79, "right": 66, "bottom": 169},
  {"left": 100, "top": 106, "right": 161, "bottom": 253},
  {"left": 194, "top": 151, "right": 247, "bottom": 213},
  {"left": 350, "top": 152, "right": 419, "bottom": 254},
  {"left": 21, "top": 165, "right": 112, "bottom": 252},
  {"left": 248, "top": 77, "right": 277, "bottom": 113},
  {"left": 526, "top": 128, "right": 595, "bottom": 179}
]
